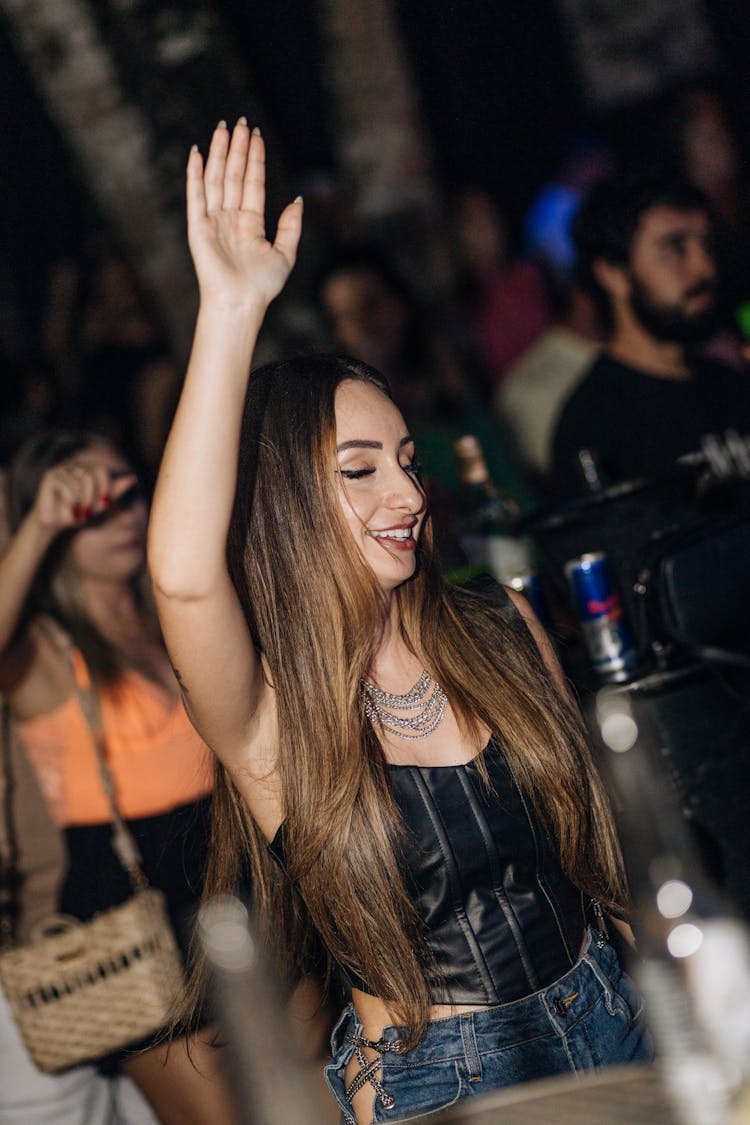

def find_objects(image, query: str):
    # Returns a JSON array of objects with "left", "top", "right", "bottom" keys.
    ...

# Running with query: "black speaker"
[{"left": 635, "top": 515, "right": 750, "bottom": 651}]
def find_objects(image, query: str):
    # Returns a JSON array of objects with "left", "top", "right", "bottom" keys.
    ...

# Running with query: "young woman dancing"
[{"left": 149, "top": 119, "right": 651, "bottom": 1125}]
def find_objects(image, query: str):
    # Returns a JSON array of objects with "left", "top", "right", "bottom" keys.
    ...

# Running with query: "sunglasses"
[{"left": 84, "top": 476, "right": 147, "bottom": 528}]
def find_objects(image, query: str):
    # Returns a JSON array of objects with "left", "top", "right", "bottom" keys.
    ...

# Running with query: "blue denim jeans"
[{"left": 324, "top": 929, "right": 653, "bottom": 1123}]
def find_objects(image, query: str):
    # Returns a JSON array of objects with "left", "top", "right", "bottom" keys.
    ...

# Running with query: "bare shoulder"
[
  {"left": 503, "top": 584, "right": 572, "bottom": 702},
  {"left": 1, "top": 619, "right": 72, "bottom": 718},
  {"left": 503, "top": 584, "right": 546, "bottom": 643}
]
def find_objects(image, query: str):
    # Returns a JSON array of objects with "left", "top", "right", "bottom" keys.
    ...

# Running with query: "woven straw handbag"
[{"left": 0, "top": 647, "right": 185, "bottom": 1073}]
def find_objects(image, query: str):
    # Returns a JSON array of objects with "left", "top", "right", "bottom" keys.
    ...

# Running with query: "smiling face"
[
  {"left": 334, "top": 379, "right": 426, "bottom": 592},
  {"left": 67, "top": 444, "right": 148, "bottom": 584}
]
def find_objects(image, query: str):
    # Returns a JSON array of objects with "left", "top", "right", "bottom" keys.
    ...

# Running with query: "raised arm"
[
  {"left": 148, "top": 120, "right": 302, "bottom": 779},
  {"left": 0, "top": 461, "right": 133, "bottom": 688}
]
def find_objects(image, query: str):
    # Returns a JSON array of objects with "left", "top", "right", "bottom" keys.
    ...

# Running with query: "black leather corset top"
[{"left": 268, "top": 740, "right": 586, "bottom": 1005}]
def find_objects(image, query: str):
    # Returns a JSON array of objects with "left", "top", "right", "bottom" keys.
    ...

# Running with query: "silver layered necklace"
[{"left": 362, "top": 669, "right": 447, "bottom": 741}]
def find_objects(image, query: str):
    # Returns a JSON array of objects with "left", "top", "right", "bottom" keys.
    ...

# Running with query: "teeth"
[{"left": 370, "top": 528, "right": 412, "bottom": 540}]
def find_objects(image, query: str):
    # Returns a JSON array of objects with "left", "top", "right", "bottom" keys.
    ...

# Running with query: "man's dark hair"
[{"left": 573, "top": 173, "right": 712, "bottom": 333}]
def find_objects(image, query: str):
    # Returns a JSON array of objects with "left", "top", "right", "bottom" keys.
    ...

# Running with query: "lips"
[
  {"left": 366, "top": 523, "right": 418, "bottom": 553},
  {"left": 368, "top": 527, "right": 414, "bottom": 541}
]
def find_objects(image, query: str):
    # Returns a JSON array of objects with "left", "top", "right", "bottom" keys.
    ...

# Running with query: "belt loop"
[
  {"left": 330, "top": 1003, "right": 356, "bottom": 1055},
  {"left": 460, "top": 1012, "right": 482, "bottom": 1082}
]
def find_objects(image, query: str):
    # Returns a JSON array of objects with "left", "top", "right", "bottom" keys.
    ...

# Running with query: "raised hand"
[
  {"left": 186, "top": 119, "right": 302, "bottom": 312},
  {"left": 31, "top": 460, "right": 137, "bottom": 534}
]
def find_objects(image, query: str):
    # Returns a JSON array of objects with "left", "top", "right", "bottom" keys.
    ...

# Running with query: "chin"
[{"left": 377, "top": 566, "right": 417, "bottom": 592}]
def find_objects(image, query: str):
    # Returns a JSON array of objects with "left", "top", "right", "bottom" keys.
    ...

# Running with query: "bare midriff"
[{"left": 344, "top": 928, "right": 589, "bottom": 1125}]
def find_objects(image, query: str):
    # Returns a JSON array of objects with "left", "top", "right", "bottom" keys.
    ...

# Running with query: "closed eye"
[
  {"left": 338, "top": 461, "right": 422, "bottom": 481},
  {"left": 339, "top": 468, "right": 375, "bottom": 480}
]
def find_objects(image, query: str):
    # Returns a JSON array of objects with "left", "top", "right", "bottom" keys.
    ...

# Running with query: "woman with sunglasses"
[{"left": 0, "top": 431, "right": 237, "bottom": 1125}]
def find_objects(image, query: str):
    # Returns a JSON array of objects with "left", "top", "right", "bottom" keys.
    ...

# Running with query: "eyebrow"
[
  {"left": 336, "top": 436, "right": 414, "bottom": 453},
  {"left": 657, "top": 230, "right": 691, "bottom": 245}
]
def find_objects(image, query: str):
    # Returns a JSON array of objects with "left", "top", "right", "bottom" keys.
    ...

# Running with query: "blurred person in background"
[
  {"left": 318, "top": 244, "right": 536, "bottom": 510},
  {"left": 618, "top": 82, "right": 750, "bottom": 334},
  {"left": 39, "top": 248, "right": 181, "bottom": 481},
  {"left": 0, "top": 350, "right": 62, "bottom": 466},
  {"left": 0, "top": 431, "right": 238, "bottom": 1125},
  {"left": 451, "top": 188, "right": 553, "bottom": 388},
  {"left": 551, "top": 173, "right": 750, "bottom": 500},
  {"left": 496, "top": 282, "right": 602, "bottom": 492}
]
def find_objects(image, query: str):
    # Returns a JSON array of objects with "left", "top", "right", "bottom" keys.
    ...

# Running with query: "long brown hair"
[
  {"left": 6, "top": 429, "right": 155, "bottom": 684},
  {"left": 198, "top": 354, "right": 627, "bottom": 1048}
]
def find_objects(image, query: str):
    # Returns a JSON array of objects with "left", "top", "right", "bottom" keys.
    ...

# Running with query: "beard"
[{"left": 628, "top": 274, "right": 720, "bottom": 344}]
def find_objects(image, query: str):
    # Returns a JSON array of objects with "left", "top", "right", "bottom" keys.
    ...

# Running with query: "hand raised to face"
[
  {"left": 32, "top": 457, "right": 137, "bottom": 533},
  {"left": 186, "top": 119, "right": 303, "bottom": 314}
]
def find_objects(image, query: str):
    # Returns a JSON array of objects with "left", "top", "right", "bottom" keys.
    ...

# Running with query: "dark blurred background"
[
  {"left": 3, "top": 0, "right": 750, "bottom": 484},
  {"left": 4, "top": 0, "right": 750, "bottom": 931}
]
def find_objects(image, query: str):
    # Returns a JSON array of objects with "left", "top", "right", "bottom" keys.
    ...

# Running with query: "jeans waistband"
[{"left": 332, "top": 926, "right": 620, "bottom": 1065}]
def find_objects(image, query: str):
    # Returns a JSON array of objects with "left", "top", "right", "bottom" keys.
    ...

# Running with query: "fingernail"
[
  {"left": 237, "top": 115, "right": 248, "bottom": 126},
  {"left": 72, "top": 504, "right": 82, "bottom": 521},
  {"left": 217, "top": 119, "right": 227, "bottom": 129},
  {"left": 101, "top": 494, "right": 111, "bottom": 509},
  {"left": 82, "top": 507, "right": 92, "bottom": 520},
  {"left": 252, "top": 126, "right": 261, "bottom": 137},
  {"left": 294, "top": 195, "right": 303, "bottom": 204},
  {"left": 190, "top": 143, "right": 199, "bottom": 155}
]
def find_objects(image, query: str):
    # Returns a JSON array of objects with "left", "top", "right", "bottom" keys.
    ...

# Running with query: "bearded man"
[{"left": 550, "top": 174, "right": 750, "bottom": 499}]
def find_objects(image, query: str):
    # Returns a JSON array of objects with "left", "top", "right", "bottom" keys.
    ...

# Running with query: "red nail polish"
[
  {"left": 72, "top": 504, "right": 82, "bottom": 521},
  {"left": 101, "top": 494, "right": 111, "bottom": 508},
  {"left": 82, "top": 507, "right": 92, "bottom": 520}
]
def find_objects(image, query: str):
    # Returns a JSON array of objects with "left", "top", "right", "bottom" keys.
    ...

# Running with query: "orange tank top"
[{"left": 17, "top": 649, "right": 212, "bottom": 827}]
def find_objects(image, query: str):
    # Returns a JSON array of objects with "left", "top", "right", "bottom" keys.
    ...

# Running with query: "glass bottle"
[{"left": 453, "top": 434, "right": 533, "bottom": 585}]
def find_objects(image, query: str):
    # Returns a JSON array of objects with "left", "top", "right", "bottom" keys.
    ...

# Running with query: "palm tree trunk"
[
  {"left": 0, "top": 0, "right": 284, "bottom": 362},
  {"left": 318, "top": 0, "right": 443, "bottom": 284}
]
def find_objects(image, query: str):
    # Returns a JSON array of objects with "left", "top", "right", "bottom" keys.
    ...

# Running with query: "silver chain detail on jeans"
[
  {"left": 345, "top": 1032, "right": 403, "bottom": 1110},
  {"left": 362, "top": 670, "right": 447, "bottom": 741}
]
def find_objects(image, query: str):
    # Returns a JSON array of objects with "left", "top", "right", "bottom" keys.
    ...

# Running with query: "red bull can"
[{"left": 564, "top": 552, "right": 636, "bottom": 682}]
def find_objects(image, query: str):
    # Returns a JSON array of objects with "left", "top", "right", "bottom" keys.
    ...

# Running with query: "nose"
[{"left": 383, "top": 466, "right": 426, "bottom": 515}]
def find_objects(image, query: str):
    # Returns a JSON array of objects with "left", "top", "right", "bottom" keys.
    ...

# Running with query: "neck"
[
  {"left": 368, "top": 595, "right": 422, "bottom": 690},
  {"left": 607, "top": 315, "right": 690, "bottom": 381},
  {"left": 79, "top": 578, "right": 142, "bottom": 634}
]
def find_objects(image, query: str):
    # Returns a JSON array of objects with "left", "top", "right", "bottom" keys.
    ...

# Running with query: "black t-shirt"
[{"left": 551, "top": 352, "right": 750, "bottom": 500}]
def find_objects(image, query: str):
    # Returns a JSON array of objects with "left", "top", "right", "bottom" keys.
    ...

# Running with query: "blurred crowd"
[
  {"left": 3, "top": 79, "right": 750, "bottom": 521},
  {"left": 3, "top": 74, "right": 750, "bottom": 1125}
]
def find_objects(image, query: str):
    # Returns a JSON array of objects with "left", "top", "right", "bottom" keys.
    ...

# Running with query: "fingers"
[
  {"left": 59, "top": 463, "right": 108, "bottom": 522},
  {"left": 203, "top": 120, "right": 230, "bottom": 213},
  {"left": 186, "top": 145, "right": 207, "bottom": 228},
  {"left": 188, "top": 119, "right": 262, "bottom": 218},
  {"left": 240, "top": 127, "right": 266, "bottom": 219},
  {"left": 273, "top": 197, "right": 304, "bottom": 270},
  {"left": 109, "top": 473, "right": 138, "bottom": 503},
  {"left": 41, "top": 462, "right": 137, "bottom": 528},
  {"left": 223, "top": 117, "right": 250, "bottom": 211}
]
